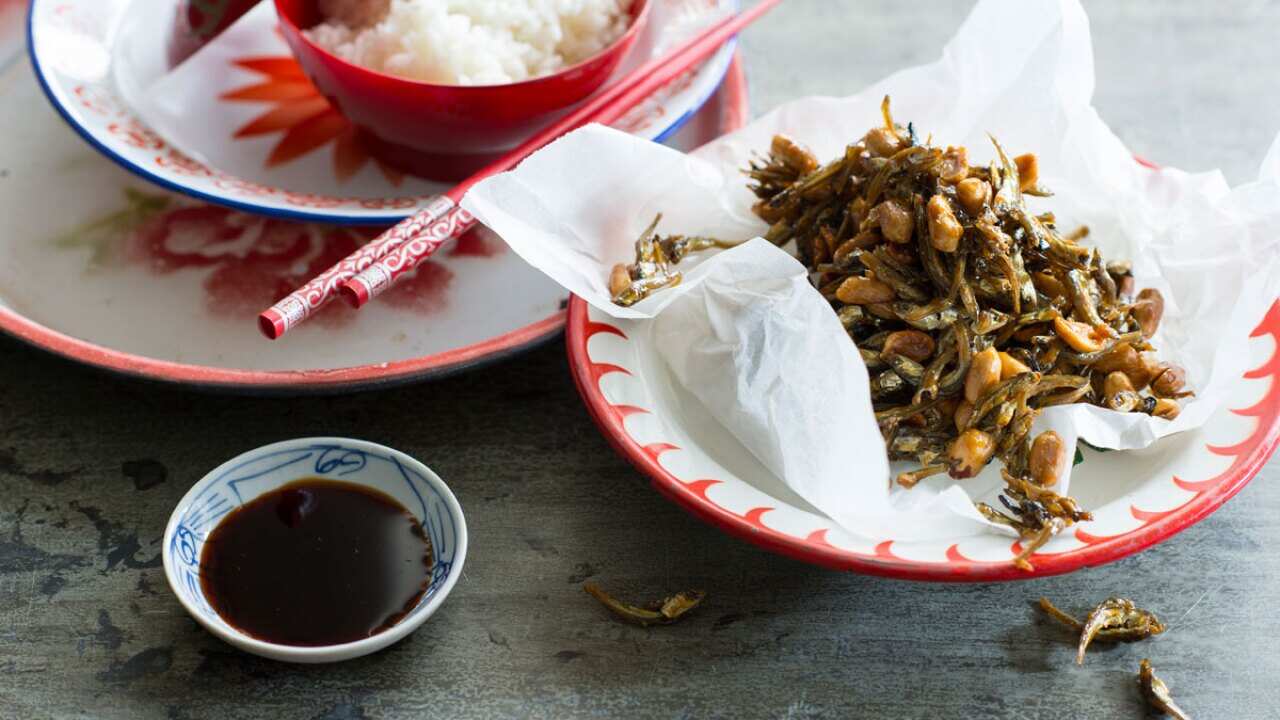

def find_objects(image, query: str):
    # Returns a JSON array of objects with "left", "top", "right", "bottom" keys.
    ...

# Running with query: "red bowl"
[{"left": 274, "top": 0, "right": 651, "bottom": 181}]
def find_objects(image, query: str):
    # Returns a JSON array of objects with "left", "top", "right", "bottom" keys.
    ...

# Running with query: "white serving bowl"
[{"left": 162, "top": 437, "right": 467, "bottom": 663}]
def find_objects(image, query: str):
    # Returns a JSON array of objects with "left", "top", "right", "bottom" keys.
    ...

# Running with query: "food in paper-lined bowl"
[
  {"left": 462, "top": 0, "right": 1280, "bottom": 579},
  {"left": 565, "top": 292, "right": 1280, "bottom": 580},
  {"left": 601, "top": 99, "right": 1195, "bottom": 572}
]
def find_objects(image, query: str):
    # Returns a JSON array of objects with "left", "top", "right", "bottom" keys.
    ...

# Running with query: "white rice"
[{"left": 305, "top": 0, "right": 632, "bottom": 86}]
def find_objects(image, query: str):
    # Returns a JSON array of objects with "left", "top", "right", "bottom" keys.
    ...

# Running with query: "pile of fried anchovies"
[{"left": 610, "top": 97, "right": 1192, "bottom": 571}]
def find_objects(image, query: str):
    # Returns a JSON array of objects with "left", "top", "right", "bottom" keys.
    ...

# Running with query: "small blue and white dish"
[{"left": 162, "top": 437, "right": 467, "bottom": 663}]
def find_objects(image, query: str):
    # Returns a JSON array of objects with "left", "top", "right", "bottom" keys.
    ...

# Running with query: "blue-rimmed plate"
[{"left": 27, "top": 0, "right": 736, "bottom": 225}]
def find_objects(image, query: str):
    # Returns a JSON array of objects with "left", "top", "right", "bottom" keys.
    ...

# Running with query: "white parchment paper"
[{"left": 464, "top": 0, "right": 1280, "bottom": 541}]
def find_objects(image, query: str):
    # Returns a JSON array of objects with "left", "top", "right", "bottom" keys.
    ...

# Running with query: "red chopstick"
[{"left": 259, "top": 0, "right": 781, "bottom": 338}]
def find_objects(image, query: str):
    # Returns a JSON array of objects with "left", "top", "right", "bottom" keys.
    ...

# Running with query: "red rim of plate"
[
  {"left": 565, "top": 155, "right": 1280, "bottom": 581},
  {"left": 0, "top": 56, "right": 750, "bottom": 393}
]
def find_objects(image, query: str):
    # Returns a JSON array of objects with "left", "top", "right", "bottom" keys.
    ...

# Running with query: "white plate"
[
  {"left": 0, "top": 6, "right": 750, "bottom": 391},
  {"left": 27, "top": 0, "right": 737, "bottom": 224}
]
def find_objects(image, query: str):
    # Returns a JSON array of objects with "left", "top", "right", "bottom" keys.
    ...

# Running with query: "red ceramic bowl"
[{"left": 275, "top": 0, "right": 651, "bottom": 181}]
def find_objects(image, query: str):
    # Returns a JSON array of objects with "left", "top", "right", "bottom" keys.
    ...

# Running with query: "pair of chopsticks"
[{"left": 259, "top": 0, "right": 782, "bottom": 339}]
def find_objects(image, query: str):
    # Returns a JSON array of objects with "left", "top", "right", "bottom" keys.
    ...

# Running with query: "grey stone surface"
[{"left": 2, "top": 1, "right": 1279, "bottom": 718}]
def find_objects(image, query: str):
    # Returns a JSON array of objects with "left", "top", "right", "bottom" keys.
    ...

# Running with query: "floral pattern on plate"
[{"left": 55, "top": 188, "right": 499, "bottom": 324}]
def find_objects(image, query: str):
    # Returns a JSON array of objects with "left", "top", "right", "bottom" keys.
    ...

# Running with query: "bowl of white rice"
[{"left": 275, "top": 0, "right": 651, "bottom": 180}]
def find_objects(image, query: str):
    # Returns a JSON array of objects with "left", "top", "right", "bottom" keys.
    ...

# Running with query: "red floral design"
[
  {"left": 73, "top": 85, "right": 123, "bottom": 117},
  {"left": 222, "top": 56, "right": 404, "bottom": 185},
  {"left": 449, "top": 228, "right": 502, "bottom": 258},
  {"left": 133, "top": 204, "right": 454, "bottom": 324},
  {"left": 55, "top": 190, "right": 458, "bottom": 325},
  {"left": 155, "top": 148, "right": 215, "bottom": 178},
  {"left": 108, "top": 119, "right": 166, "bottom": 150}
]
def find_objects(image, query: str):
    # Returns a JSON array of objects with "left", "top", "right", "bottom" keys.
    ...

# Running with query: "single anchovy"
[
  {"left": 1139, "top": 659, "right": 1191, "bottom": 720},
  {"left": 584, "top": 582, "right": 705, "bottom": 627}
]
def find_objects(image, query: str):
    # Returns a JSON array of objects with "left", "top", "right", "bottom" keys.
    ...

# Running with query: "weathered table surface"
[{"left": 3, "top": 1, "right": 1279, "bottom": 718}]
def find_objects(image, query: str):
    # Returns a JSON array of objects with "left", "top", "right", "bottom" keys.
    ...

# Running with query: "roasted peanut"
[
  {"left": 1138, "top": 352, "right": 1163, "bottom": 384},
  {"left": 832, "top": 238, "right": 862, "bottom": 266},
  {"left": 771, "top": 134, "right": 819, "bottom": 174},
  {"left": 1117, "top": 274, "right": 1135, "bottom": 299},
  {"left": 874, "top": 199, "right": 914, "bottom": 244},
  {"left": 939, "top": 146, "right": 969, "bottom": 184},
  {"left": 1028, "top": 431, "right": 1068, "bottom": 486},
  {"left": 608, "top": 264, "right": 631, "bottom": 297},
  {"left": 927, "top": 194, "right": 963, "bottom": 253},
  {"left": 836, "top": 276, "right": 896, "bottom": 305},
  {"left": 954, "top": 400, "right": 975, "bottom": 432},
  {"left": 1152, "top": 398, "right": 1181, "bottom": 420},
  {"left": 938, "top": 397, "right": 960, "bottom": 419},
  {"left": 881, "top": 330, "right": 936, "bottom": 362},
  {"left": 866, "top": 302, "right": 899, "bottom": 320},
  {"left": 752, "top": 198, "right": 787, "bottom": 225},
  {"left": 955, "top": 177, "right": 991, "bottom": 216},
  {"left": 1132, "top": 288, "right": 1165, "bottom": 338},
  {"left": 948, "top": 429, "right": 996, "bottom": 479},
  {"left": 1014, "top": 153, "right": 1039, "bottom": 191},
  {"left": 1031, "top": 270, "right": 1068, "bottom": 299},
  {"left": 848, "top": 196, "right": 870, "bottom": 227},
  {"left": 998, "top": 351, "right": 1031, "bottom": 379},
  {"left": 1097, "top": 343, "right": 1158, "bottom": 390},
  {"left": 1053, "top": 316, "right": 1108, "bottom": 353},
  {"left": 1093, "top": 343, "right": 1134, "bottom": 373},
  {"left": 1013, "top": 324, "right": 1048, "bottom": 343},
  {"left": 965, "top": 346, "right": 1002, "bottom": 403},
  {"left": 1151, "top": 363, "right": 1188, "bottom": 397},
  {"left": 1103, "top": 371, "right": 1140, "bottom": 412},
  {"left": 1103, "top": 369, "right": 1134, "bottom": 394},
  {"left": 864, "top": 127, "right": 904, "bottom": 157},
  {"left": 834, "top": 231, "right": 883, "bottom": 266}
]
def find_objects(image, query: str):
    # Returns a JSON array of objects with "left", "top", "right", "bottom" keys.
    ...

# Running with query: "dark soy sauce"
[{"left": 200, "top": 478, "right": 434, "bottom": 647}]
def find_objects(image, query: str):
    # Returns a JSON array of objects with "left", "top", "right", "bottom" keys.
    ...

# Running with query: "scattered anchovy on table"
[
  {"left": 584, "top": 582, "right": 706, "bottom": 627},
  {"left": 1036, "top": 596, "right": 1165, "bottom": 665},
  {"left": 1139, "top": 659, "right": 1191, "bottom": 720}
]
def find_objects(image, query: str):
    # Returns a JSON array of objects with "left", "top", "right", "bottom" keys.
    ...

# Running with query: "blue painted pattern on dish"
[{"left": 169, "top": 442, "right": 459, "bottom": 629}]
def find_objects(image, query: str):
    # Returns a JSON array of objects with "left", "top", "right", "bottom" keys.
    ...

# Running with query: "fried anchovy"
[
  {"left": 1139, "top": 659, "right": 1191, "bottom": 720},
  {"left": 1038, "top": 597, "right": 1166, "bottom": 646},
  {"left": 609, "top": 215, "right": 736, "bottom": 306},
  {"left": 583, "top": 583, "right": 705, "bottom": 627},
  {"left": 1075, "top": 597, "right": 1166, "bottom": 665}
]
